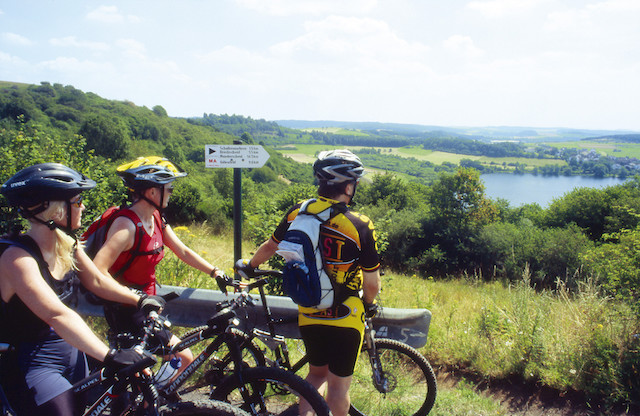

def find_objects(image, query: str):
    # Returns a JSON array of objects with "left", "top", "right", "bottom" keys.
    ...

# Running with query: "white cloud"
[
  {"left": 235, "top": 0, "right": 377, "bottom": 16},
  {"left": 588, "top": 0, "right": 640, "bottom": 13},
  {"left": 443, "top": 35, "right": 485, "bottom": 59},
  {"left": 271, "top": 16, "right": 429, "bottom": 61},
  {"left": 116, "top": 39, "right": 147, "bottom": 59},
  {"left": 1, "top": 32, "right": 33, "bottom": 46},
  {"left": 49, "top": 36, "right": 109, "bottom": 51},
  {"left": 0, "top": 51, "right": 26, "bottom": 65},
  {"left": 467, "top": 0, "right": 550, "bottom": 18},
  {"left": 86, "top": 6, "right": 140, "bottom": 24},
  {"left": 38, "top": 57, "right": 109, "bottom": 73}
]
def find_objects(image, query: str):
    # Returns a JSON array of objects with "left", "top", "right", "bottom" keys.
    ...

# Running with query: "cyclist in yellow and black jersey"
[
  {"left": 271, "top": 196, "right": 380, "bottom": 327},
  {"left": 237, "top": 149, "right": 382, "bottom": 416}
]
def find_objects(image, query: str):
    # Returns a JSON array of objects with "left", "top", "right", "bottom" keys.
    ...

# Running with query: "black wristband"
[{"left": 210, "top": 267, "right": 219, "bottom": 277}]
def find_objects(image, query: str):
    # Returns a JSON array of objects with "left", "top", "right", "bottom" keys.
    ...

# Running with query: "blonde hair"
[{"left": 35, "top": 201, "right": 78, "bottom": 274}]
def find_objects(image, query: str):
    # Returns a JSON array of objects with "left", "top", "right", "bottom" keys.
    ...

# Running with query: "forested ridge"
[{"left": 1, "top": 81, "right": 639, "bottom": 408}]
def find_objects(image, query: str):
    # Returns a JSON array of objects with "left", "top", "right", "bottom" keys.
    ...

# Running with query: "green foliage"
[
  {"left": 0, "top": 118, "right": 117, "bottom": 234},
  {"left": 152, "top": 105, "right": 168, "bottom": 117},
  {"left": 580, "top": 228, "right": 640, "bottom": 313},
  {"left": 475, "top": 222, "right": 593, "bottom": 288},
  {"left": 164, "top": 181, "right": 202, "bottom": 224},
  {"left": 357, "top": 173, "right": 415, "bottom": 210},
  {"left": 79, "top": 114, "right": 130, "bottom": 159}
]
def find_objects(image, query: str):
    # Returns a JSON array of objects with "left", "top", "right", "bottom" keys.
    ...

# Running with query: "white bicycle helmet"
[{"left": 313, "top": 150, "right": 364, "bottom": 185}]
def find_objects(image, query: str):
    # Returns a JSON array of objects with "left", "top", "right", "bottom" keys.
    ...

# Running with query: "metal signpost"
[{"left": 205, "top": 142, "right": 270, "bottom": 265}]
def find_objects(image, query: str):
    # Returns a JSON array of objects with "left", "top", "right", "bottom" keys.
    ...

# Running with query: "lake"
[{"left": 480, "top": 173, "right": 629, "bottom": 207}]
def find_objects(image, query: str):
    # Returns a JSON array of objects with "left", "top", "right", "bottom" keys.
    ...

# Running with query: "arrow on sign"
[{"left": 204, "top": 145, "right": 270, "bottom": 168}]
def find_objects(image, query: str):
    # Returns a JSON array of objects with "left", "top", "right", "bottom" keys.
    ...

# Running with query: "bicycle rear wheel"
[
  {"left": 211, "top": 366, "right": 330, "bottom": 416},
  {"left": 159, "top": 399, "right": 251, "bottom": 415},
  {"left": 349, "top": 338, "right": 437, "bottom": 416}
]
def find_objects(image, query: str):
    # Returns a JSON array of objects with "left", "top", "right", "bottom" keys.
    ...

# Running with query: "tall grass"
[{"left": 382, "top": 268, "right": 640, "bottom": 408}]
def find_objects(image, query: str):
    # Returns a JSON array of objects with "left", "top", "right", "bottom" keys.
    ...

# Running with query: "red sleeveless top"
[{"left": 109, "top": 209, "right": 165, "bottom": 295}]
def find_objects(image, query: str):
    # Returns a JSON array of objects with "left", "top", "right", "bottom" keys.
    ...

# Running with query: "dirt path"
[{"left": 436, "top": 366, "right": 640, "bottom": 416}]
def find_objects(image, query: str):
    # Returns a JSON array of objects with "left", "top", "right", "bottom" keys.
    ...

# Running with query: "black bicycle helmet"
[
  {"left": 1, "top": 163, "right": 96, "bottom": 210},
  {"left": 116, "top": 156, "right": 187, "bottom": 191},
  {"left": 313, "top": 150, "right": 365, "bottom": 185}
]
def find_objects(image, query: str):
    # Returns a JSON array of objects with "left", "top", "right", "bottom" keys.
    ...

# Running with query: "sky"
[{"left": 1, "top": 0, "right": 639, "bottom": 131}]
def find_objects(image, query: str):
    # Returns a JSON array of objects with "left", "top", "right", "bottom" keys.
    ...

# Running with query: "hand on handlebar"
[
  {"left": 103, "top": 347, "right": 146, "bottom": 370},
  {"left": 364, "top": 301, "right": 379, "bottom": 319},
  {"left": 235, "top": 258, "right": 258, "bottom": 279},
  {"left": 138, "top": 294, "right": 166, "bottom": 315}
]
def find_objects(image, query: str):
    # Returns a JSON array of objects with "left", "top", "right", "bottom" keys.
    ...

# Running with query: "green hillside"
[{"left": 0, "top": 81, "right": 314, "bottom": 231}]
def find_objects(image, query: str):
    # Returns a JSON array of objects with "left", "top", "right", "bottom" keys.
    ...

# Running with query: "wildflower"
[
  {"left": 569, "top": 369, "right": 577, "bottom": 375},
  {"left": 174, "top": 226, "right": 189, "bottom": 232}
]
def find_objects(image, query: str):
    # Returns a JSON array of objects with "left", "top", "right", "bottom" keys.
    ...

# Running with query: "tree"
[
  {"left": 152, "top": 105, "right": 168, "bottom": 117},
  {"left": 79, "top": 115, "right": 129, "bottom": 160},
  {"left": 428, "top": 167, "right": 498, "bottom": 229},
  {"left": 419, "top": 168, "right": 499, "bottom": 275},
  {"left": 357, "top": 173, "right": 412, "bottom": 211}
]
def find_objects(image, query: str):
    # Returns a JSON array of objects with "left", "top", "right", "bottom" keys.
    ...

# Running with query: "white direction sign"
[{"left": 205, "top": 145, "right": 270, "bottom": 168}]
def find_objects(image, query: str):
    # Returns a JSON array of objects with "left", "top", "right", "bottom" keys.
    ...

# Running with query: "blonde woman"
[{"left": 0, "top": 163, "right": 164, "bottom": 415}]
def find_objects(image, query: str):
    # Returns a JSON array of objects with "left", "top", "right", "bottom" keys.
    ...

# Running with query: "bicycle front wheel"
[
  {"left": 349, "top": 338, "right": 437, "bottom": 416},
  {"left": 211, "top": 366, "right": 330, "bottom": 416},
  {"left": 160, "top": 399, "right": 251, "bottom": 415}
]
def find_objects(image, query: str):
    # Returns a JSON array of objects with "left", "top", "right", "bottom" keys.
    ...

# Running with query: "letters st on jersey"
[{"left": 319, "top": 213, "right": 379, "bottom": 294}]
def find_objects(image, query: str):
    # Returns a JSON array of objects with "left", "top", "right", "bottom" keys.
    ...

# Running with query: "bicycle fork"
[{"left": 364, "top": 320, "right": 392, "bottom": 394}]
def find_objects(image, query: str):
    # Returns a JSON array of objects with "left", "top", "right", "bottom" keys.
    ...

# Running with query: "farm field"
[
  {"left": 276, "top": 144, "right": 568, "bottom": 170},
  {"left": 543, "top": 140, "right": 640, "bottom": 158}
]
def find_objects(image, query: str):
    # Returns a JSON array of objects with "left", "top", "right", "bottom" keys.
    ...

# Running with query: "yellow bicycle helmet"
[{"left": 117, "top": 156, "right": 187, "bottom": 191}]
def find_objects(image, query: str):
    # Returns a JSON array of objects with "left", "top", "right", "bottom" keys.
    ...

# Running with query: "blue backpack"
[{"left": 276, "top": 199, "right": 336, "bottom": 309}]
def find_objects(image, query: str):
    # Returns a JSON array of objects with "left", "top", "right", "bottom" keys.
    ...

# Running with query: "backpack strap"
[
  {"left": 299, "top": 198, "right": 332, "bottom": 223},
  {"left": 111, "top": 209, "right": 164, "bottom": 279}
]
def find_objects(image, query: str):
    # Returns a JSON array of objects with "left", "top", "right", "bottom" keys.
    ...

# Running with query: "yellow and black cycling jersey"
[{"left": 271, "top": 196, "right": 380, "bottom": 329}]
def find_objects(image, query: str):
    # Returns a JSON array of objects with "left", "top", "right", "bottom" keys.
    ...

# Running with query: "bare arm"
[
  {"left": 75, "top": 248, "right": 139, "bottom": 306},
  {"left": 248, "top": 238, "right": 279, "bottom": 267},
  {"left": 163, "top": 224, "right": 223, "bottom": 277},
  {"left": 92, "top": 216, "right": 136, "bottom": 275},
  {"left": 362, "top": 270, "right": 381, "bottom": 304},
  {"left": 1, "top": 248, "right": 110, "bottom": 361}
]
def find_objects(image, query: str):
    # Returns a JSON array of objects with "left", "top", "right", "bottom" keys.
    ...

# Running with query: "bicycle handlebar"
[{"left": 215, "top": 273, "right": 270, "bottom": 295}]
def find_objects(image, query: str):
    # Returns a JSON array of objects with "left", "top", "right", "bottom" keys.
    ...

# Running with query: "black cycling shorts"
[{"left": 299, "top": 325, "right": 362, "bottom": 377}]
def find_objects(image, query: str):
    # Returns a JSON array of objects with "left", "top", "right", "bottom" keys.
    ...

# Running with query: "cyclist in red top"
[
  {"left": 237, "top": 150, "right": 382, "bottom": 416},
  {"left": 92, "top": 156, "right": 226, "bottom": 381}
]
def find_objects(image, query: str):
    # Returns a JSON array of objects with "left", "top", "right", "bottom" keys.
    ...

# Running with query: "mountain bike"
[
  {"left": 0, "top": 327, "right": 248, "bottom": 416},
  {"left": 221, "top": 269, "right": 438, "bottom": 416},
  {"left": 114, "top": 285, "right": 331, "bottom": 416}
]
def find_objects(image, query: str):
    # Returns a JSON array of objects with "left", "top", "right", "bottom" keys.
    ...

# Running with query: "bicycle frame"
[
  {"left": 153, "top": 295, "right": 272, "bottom": 411},
  {"left": 157, "top": 326, "right": 237, "bottom": 396},
  {"left": 73, "top": 354, "right": 158, "bottom": 416}
]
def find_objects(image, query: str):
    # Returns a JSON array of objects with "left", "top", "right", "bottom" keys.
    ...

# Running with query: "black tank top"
[{"left": 0, "top": 235, "right": 78, "bottom": 344}]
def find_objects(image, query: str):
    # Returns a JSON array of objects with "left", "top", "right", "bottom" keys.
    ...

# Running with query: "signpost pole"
[
  {"left": 204, "top": 142, "right": 270, "bottom": 277},
  {"left": 233, "top": 139, "right": 242, "bottom": 268}
]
